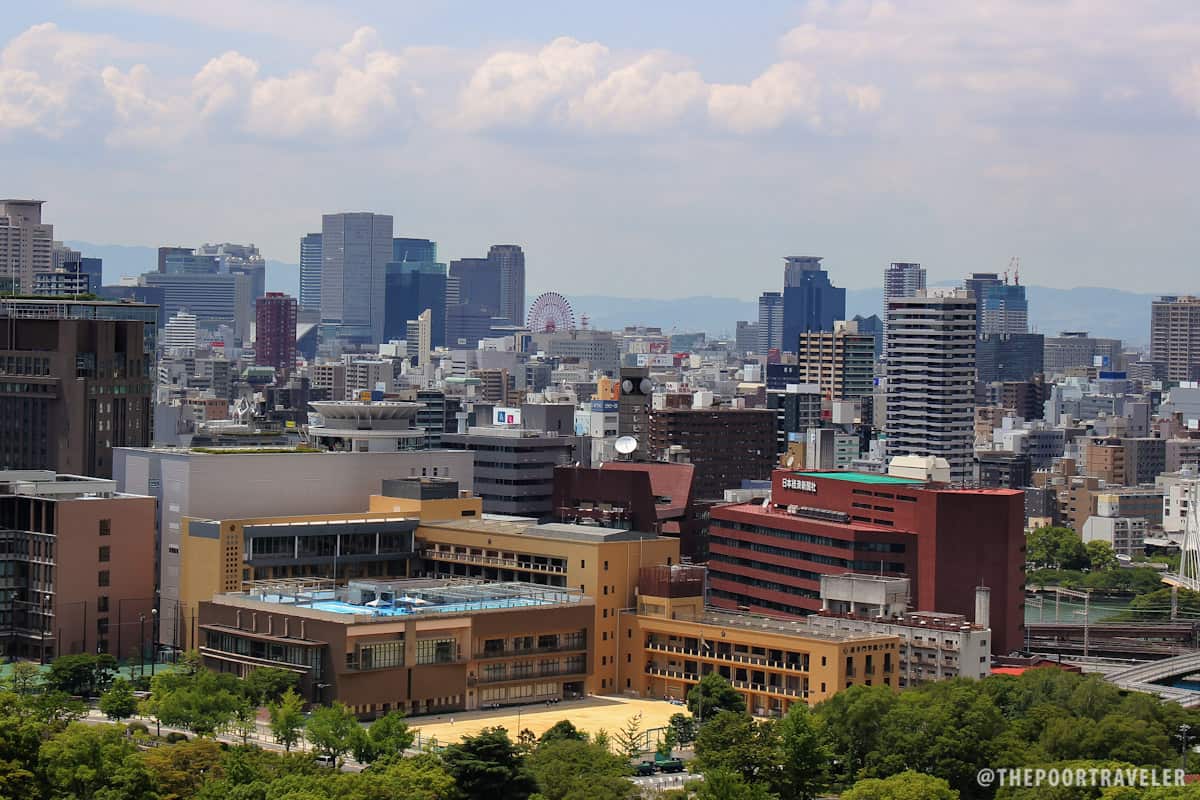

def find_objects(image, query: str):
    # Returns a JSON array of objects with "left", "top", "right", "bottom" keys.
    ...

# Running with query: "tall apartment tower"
[
  {"left": 1151, "top": 296, "right": 1200, "bottom": 383},
  {"left": 756, "top": 292, "right": 784, "bottom": 355},
  {"left": 320, "top": 212, "right": 393, "bottom": 344},
  {"left": 883, "top": 262, "right": 926, "bottom": 357},
  {"left": 795, "top": 320, "right": 877, "bottom": 400},
  {"left": 256, "top": 292, "right": 298, "bottom": 374},
  {"left": 162, "top": 310, "right": 198, "bottom": 354},
  {"left": 0, "top": 200, "right": 53, "bottom": 293},
  {"left": 298, "top": 233, "right": 323, "bottom": 311},
  {"left": 488, "top": 244, "right": 526, "bottom": 327},
  {"left": 885, "top": 290, "right": 977, "bottom": 483},
  {"left": 782, "top": 256, "right": 845, "bottom": 351}
]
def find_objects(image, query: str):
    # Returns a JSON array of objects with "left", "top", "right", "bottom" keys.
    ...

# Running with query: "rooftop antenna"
[{"left": 614, "top": 436, "right": 638, "bottom": 461}]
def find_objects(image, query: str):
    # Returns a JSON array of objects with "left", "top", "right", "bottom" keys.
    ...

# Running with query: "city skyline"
[{"left": 3, "top": 2, "right": 1200, "bottom": 297}]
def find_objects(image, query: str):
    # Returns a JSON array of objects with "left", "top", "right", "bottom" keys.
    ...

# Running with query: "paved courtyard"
[{"left": 409, "top": 695, "right": 685, "bottom": 748}]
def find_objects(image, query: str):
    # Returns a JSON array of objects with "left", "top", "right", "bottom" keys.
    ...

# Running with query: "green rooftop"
[{"left": 799, "top": 472, "right": 924, "bottom": 485}]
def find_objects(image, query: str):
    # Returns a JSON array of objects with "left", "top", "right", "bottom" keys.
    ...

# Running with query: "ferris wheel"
[{"left": 527, "top": 292, "right": 576, "bottom": 334}]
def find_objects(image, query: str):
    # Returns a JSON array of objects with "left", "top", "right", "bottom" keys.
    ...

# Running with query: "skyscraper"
[
  {"left": 488, "top": 244, "right": 526, "bottom": 327},
  {"left": 756, "top": 291, "right": 784, "bottom": 355},
  {"left": 883, "top": 262, "right": 926, "bottom": 357},
  {"left": 157, "top": 246, "right": 192, "bottom": 274},
  {"left": 964, "top": 272, "right": 1028, "bottom": 335},
  {"left": 197, "top": 242, "right": 266, "bottom": 302},
  {"left": 0, "top": 200, "right": 53, "bottom": 294},
  {"left": 1151, "top": 296, "right": 1200, "bottom": 383},
  {"left": 299, "top": 233, "right": 323, "bottom": 312},
  {"left": 384, "top": 238, "right": 446, "bottom": 347},
  {"left": 255, "top": 292, "right": 298, "bottom": 374},
  {"left": 320, "top": 212, "right": 393, "bottom": 344},
  {"left": 885, "top": 289, "right": 977, "bottom": 483},
  {"left": 782, "top": 256, "right": 845, "bottom": 351},
  {"left": 448, "top": 257, "right": 500, "bottom": 311}
]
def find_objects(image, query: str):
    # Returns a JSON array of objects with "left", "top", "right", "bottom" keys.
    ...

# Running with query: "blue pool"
[{"left": 307, "top": 597, "right": 549, "bottom": 616}]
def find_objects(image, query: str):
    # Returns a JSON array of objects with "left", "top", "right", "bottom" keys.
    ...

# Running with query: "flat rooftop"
[
  {"left": 675, "top": 607, "right": 897, "bottom": 644},
  {"left": 423, "top": 516, "right": 666, "bottom": 543},
  {"left": 223, "top": 578, "right": 585, "bottom": 620},
  {"left": 799, "top": 472, "right": 924, "bottom": 485}
]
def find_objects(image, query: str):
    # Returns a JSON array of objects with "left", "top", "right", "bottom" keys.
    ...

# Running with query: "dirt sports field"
[{"left": 409, "top": 695, "right": 683, "bottom": 748}]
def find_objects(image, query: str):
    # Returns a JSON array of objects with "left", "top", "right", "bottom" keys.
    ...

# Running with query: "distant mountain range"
[{"left": 69, "top": 240, "right": 1156, "bottom": 346}]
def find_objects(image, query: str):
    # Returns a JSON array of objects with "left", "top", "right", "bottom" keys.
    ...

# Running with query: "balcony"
[
  {"left": 422, "top": 549, "right": 566, "bottom": 575},
  {"left": 643, "top": 641, "right": 808, "bottom": 673},
  {"left": 730, "top": 679, "right": 807, "bottom": 699},
  {"left": 470, "top": 664, "right": 588, "bottom": 686},
  {"left": 474, "top": 641, "right": 587, "bottom": 660},
  {"left": 646, "top": 666, "right": 699, "bottom": 682}
]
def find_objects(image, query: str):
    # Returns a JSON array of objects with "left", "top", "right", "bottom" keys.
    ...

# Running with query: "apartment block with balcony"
[
  {"left": 619, "top": 566, "right": 898, "bottom": 716},
  {"left": 0, "top": 471, "right": 155, "bottom": 662},
  {"left": 198, "top": 578, "right": 593, "bottom": 717}
]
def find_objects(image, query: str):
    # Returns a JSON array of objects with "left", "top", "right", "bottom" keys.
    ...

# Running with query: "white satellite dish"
[{"left": 614, "top": 436, "right": 639, "bottom": 455}]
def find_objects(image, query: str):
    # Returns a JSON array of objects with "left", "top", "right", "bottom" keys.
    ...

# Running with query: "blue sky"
[{"left": 3, "top": 1, "right": 1200, "bottom": 298}]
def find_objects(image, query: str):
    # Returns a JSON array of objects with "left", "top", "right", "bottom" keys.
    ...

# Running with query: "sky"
[{"left": 3, "top": 0, "right": 1200, "bottom": 299}]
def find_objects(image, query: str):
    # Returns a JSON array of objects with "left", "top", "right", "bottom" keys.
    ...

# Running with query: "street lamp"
[
  {"left": 150, "top": 609, "right": 158, "bottom": 677},
  {"left": 1181, "top": 724, "right": 1192, "bottom": 771},
  {"left": 139, "top": 614, "right": 146, "bottom": 678}
]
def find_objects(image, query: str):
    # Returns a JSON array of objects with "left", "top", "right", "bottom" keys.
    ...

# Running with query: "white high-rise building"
[
  {"left": 299, "top": 232, "right": 322, "bottom": 312},
  {"left": 0, "top": 200, "right": 54, "bottom": 293},
  {"left": 885, "top": 289, "right": 977, "bottom": 483},
  {"left": 757, "top": 291, "right": 784, "bottom": 354},
  {"left": 882, "top": 262, "right": 926, "bottom": 357},
  {"left": 162, "top": 310, "right": 198, "bottom": 354}
]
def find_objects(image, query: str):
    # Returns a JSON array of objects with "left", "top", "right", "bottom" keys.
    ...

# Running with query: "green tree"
[
  {"left": 687, "top": 673, "right": 746, "bottom": 720},
  {"left": 813, "top": 683, "right": 897, "bottom": 783},
  {"left": 692, "top": 769, "right": 778, "bottom": 800},
  {"left": 242, "top": 667, "right": 300, "bottom": 705},
  {"left": 269, "top": 689, "right": 307, "bottom": 752},
  {"left": 1086, "top": 540, "right": 1120, "bottom": 572},
  {"left": 773, "top": 703, "right": 829, "bottom": 800},
  {"left": 147, "top": 669, "right": 243, "bottom": 736},
  {"left": 305, "top": 702, "right": 364, "bottom": 766},
  {"left": 539, "top": 719, "right": 587, "bottom": 745},
  {"left": 843, "top": 771, "right": 959, "bottom": 800},
  {"left": 99, "top": 678, "right": 138, "bottom": 721},
  {"left": 365, "top": 752, "right": 457, "bottom": 800},
  {"left": 693, "top": 711, "right": 778, "bottom": 787},
  {"left": 668, "top": 713, "right": 697, "bottom": 746},
  {"left": 6, "top": 661, "right": 41, "bottom": 695},
  {"left": 141, "top": 737, "right": 224, "bottom": 799},
  {"left": 1128, "top": 588, "right": 1200, "bottom": 622},
  {"left": 528, "top": 738, "right": 633, "bottom": 800},
  {"left": 355, "top": 710, "right": 414, "bottom": 764},
  {"left": 441, "top": 727, "right": 538, "bottom": 800},
  {"left": 32, "top": 690, "right": 87, "bottom": 725},
  {"left": 38, "top": 722, "right": 157, "bottom": 800},
  {"left": 45, "top": 653, "right": 117, "bottom": 698},
  {"left": 230, "top": 699, "right": 258, "bottom": 746},
  {"left": 1026, "top": 527, "right": 1088, "bottom": 570},
  {"left": 657, "top": 724, "right": 678, "bottom": 757},
  {"left": 612, "top": 712, "right": 645, "bottom": 760}
]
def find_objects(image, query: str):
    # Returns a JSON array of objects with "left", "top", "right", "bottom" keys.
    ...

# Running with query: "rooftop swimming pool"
[{"left": 305, "top": 596, "right": 551, "bottom": 617}]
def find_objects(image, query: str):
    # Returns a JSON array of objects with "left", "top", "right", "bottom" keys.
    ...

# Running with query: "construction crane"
[{"left": 1008, "top": 256, "right": 1021, "bottom": 285}]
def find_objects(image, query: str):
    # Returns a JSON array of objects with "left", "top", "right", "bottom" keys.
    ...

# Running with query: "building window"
[
  {"left": 416, "top": 638, "right": 457, "bottom": 664},
  {"left": 99, "top": 519, "right": 111, "bottom": 536},
  {"left": 603, "top": 609, "right": 608, "bottom": 618},
  {"left": 98, "top": 546, "right": 110, "bottom": 563},
  {"left": 580, "top": 560, "right": 585, "bottom": 568},
  {"left": 603, "top": 560, "right": 609, "bottom": 571},
  {"left": 97, "top": 596, "right": 109, "bottom": 613},
  {"left": 97, "top": 618, "right": 109, "bottom": 635},
  {"left": 98, "top": 571, "right": 110, "bottom": 587}
]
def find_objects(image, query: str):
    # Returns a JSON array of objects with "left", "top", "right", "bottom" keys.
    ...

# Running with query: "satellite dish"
[
  {"left": 639, "top": 378, "right": 653, "bottom": 394},
  {"left": 621, "top": 379, "right": 634, "bottom": 394},
  {"left": 615, "top": 436, "right": 639, "bottom": 455}
]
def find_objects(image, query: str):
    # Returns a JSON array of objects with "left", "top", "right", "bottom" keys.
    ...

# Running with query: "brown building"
[
  {"left": 0, "top": 313, "right": 152, "bottom": 477},
  {"left": 794, "top": 321, "right": 876, "bottom": 400},
  {"left": 0, "top": 471, "right": 156, "bottom": 662},
  {"left": 550, "top": 462, "right": 704, "bottom": 559},
  {"left": 199, "top": 578, "right": 593, "bottom": 717},
  {"left": 255, "top": 292, "right": 297, "bottom": 374},
  {"left": 648, "top": 408, "right": 776, "bottom": 501},
  {"left": 619, "top": 565, "right": 899, "bottom": 715}
]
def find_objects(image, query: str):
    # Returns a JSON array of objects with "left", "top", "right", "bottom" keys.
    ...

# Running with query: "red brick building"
[
  {"left": 255, "top": 292, "right": 297, "bottom": 374},
  {"left": 707, "top": 470, "right": 1025, "bottom": 654}
]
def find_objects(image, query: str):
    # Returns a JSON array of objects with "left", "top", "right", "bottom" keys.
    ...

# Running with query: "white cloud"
[
  {"left": 566, "top": 53, "right": 708, "bottom": 132},
  {"left": 245, "top": 27, "right": 417, "bottom": 138},
  {"left": 708, "top": 62, "right": 823, "bottom": 133},
  {"left": 454, "top": 37, "right": 608, "bottom": 129},
  {"left": 73, "top": 0, "right": 355, "bottom": 44},
  {"left": 1173, "top": 63, "right": 1200, "bottom": 115}
]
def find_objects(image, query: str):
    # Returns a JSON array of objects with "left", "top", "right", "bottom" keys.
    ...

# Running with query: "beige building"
[{"left": 0, "top": 200, "right": 53, "bottom": 293}]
